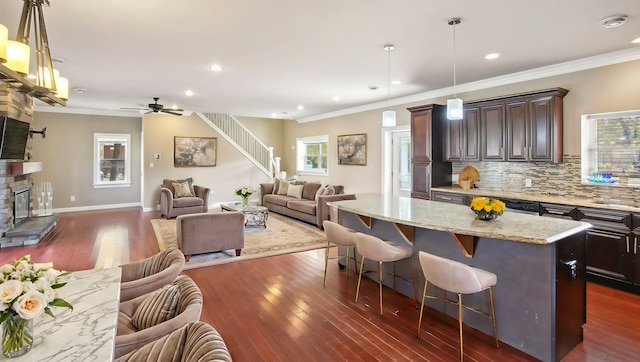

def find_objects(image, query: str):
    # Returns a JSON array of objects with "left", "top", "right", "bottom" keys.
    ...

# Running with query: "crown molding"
[{"left": 298, "top": 47, "right": 640, "bottom": 123}]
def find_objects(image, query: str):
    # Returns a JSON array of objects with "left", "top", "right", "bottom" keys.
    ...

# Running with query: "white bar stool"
[
  {"left": 354, "top": 232, "right": 416, "bottom": 315},
  {"left": 417, "top": 251, "right": 499, "bottom": 361},
  {"left": 322, "top": 220, "right": 358, "bottom": 286}
]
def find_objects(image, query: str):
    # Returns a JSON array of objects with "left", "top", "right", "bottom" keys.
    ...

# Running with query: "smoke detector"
[{"left": 601, "top": 15, "right": 628, "bottom": 29}]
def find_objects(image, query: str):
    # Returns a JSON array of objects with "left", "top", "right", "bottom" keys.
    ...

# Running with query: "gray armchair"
[
  {"left": 176, "top": 211, "right": 245, "bottom": 261},
  {"left": 160, "top": 178, "right": 210, "bottom": 219},
  {"left": 119, "top": 248, "right": 185, "bottom": 302},
  {"left": 115, "top": 275, "right": 203, "bottom": 359}
]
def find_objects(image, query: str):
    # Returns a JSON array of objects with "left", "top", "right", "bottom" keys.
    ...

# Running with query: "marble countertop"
[
  {"left": 432, "top": 186, "right": 640, "bottom": 212},
  {"left": 13, "top": 267, "right": 122, "bottom": 362},
  {"left": 333, "top": 193, "right": 591, "bottom": 245}
]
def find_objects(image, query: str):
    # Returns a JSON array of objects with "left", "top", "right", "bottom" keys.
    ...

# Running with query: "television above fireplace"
[{"left": 0, "top": 116, "right": 30, "bottom": 160}]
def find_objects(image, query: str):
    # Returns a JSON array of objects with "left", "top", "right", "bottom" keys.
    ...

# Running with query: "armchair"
[
  {"left": 120, "top": 248, "right": 185, "bottom": 302},
  {"left": 176, "top": 211, "right": 245, "bottom": 261},
  {"left": 160, "top": 178, "right": 210, "bottom": 219},
  {"left": 115, "top": 275, "right": 203, "bottom": 359}
]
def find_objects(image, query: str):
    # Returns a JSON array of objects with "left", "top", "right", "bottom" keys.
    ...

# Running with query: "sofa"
[{"left": 260, "top": 181, "right": 355, "bottom": 229}]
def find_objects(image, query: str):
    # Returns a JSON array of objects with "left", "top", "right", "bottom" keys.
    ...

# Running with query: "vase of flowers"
[
  {"left": 235, "top": 186, "right": 254, "bottom": 207},
  {"left": 470, "top": 197, "right": 506, "bottom": 221},
  {"left": 0, "top": 255, "right": 73, "bottom": 358}
]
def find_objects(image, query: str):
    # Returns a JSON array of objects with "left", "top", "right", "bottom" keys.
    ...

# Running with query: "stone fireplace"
[{"left": 0, "top": 161, "right": 59, "bottom": 248}]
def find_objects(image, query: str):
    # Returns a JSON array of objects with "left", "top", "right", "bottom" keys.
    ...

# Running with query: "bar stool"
[
  {"left": 354, "top": 232, "right": 416, "bottom": 315},
  {"left": 322, "top": 220, "right": 358, "bottom": 286},
  {"left": 417, "top": 251, "right": 499, "bottom": 361}
]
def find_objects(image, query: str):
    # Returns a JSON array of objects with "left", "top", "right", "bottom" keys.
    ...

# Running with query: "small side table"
[{"left": 220, "top": 203, "right": 269, "bottom": 228}]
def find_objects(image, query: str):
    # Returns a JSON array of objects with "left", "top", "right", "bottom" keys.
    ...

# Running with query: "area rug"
[{"left": 150, "top": 212, "right": 327, "bottom": 269}]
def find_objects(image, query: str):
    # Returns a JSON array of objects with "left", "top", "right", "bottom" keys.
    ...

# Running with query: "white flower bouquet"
[{"left": 0, "top": 255, "right": 73, "bottom": 357}]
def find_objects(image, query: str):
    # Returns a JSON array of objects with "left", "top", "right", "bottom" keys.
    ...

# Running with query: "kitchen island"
[{"left": 332, "top": 194, "right": 591, "bottom": 362}]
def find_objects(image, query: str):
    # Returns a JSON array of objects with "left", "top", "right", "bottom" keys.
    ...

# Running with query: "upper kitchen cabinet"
[
  {"left": 446, "top": 87, "right": 568, "bottom": 163},
  {"left": 506, "top": 88, "right": 568, "bottom": 162},
  {"left": 480, "top": 102, "right": 507, "bottom": 161},
  {"left": 445, "top": 106, "right": 480, "bottom": 161}
]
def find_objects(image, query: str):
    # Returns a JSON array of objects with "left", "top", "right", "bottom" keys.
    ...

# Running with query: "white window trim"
[
  {"left": 296, "top": 135, "right": 329, "bottom": 176},
  {"left": 93, "top": 133, "right": 131, "bottom": 188}
]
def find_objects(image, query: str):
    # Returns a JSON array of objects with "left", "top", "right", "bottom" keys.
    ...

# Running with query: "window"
[
  {"left": 296, "top": 135, "right": 328, "bottom": 175},
  {"left": 581, "top": 109, "right": 640, "bottom": 185},
  {"left": 93, "top": 133, "right": 131, "bottom": 188}
]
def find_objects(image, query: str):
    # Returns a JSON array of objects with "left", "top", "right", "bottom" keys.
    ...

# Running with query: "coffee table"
[{"left": 220, "top": 202, "right": 268, "bottom": 227}]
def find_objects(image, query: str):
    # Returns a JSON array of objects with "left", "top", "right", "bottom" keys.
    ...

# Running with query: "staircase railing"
[{"left": 198, "top": 112, "right": 279, "bottom": 178}]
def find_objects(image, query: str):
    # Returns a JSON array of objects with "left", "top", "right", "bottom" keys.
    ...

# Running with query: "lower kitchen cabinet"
[{"left": 430, "top": 190, "right": 467, "bottom": 205}]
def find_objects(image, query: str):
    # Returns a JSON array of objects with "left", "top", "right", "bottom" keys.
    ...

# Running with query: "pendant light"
[
  {"left": 382, "top": 44, "right": 396, "bottom": 127},
  {"left": 447, "top": 17, "right": 463, "bottom": 120}
]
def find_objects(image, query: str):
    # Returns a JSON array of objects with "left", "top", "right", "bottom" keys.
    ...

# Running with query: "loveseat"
[{"left": 260, "top": 181, "right": 355, "bottom": 229}]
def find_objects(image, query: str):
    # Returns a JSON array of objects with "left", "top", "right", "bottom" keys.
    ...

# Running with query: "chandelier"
[{"left": 0, "top": 0, "right": 67, "bottom": 106}]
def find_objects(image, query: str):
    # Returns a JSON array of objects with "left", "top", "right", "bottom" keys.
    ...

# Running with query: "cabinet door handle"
[
  {"left": 441, "top": 196, "right": 452, "bottom": 200},
  {"left": 626, "top": 236, "right": 630, "bottom": 253}
]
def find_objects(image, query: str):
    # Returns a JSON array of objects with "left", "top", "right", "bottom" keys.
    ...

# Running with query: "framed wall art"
[
  {"left": 337, "top": 133, "right": 367, "bottom": 166},
  {"left": 174, "top": 136, "right": 217, "bottom": 167}
]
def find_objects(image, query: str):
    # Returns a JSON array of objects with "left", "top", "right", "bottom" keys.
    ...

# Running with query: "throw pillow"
[
  {"left": 131, "top": 284, "right": 181, "bottom": 330},
  {"left": 302, "top": 183, "right": 322, "bottom": 200},
  {"left": 314, "top": 186, "right": 325, "bottom": 201},
  {"left": 277, "top": 180, "right": 290, "bottom": 195},
  {"left": 172, "top": 181, "right": 193, "bottom": 198},
  {"left": 272, "top": 178, "right": 283, "bottom": 194},
  {"left": 287, "top": 184, "right": 304, "bottom": 199},
  {"left": 324, "top": 185, "right": 336, "bottom": 196}
]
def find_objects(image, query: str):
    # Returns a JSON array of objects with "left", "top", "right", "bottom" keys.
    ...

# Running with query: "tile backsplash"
[{"left": 451, "top": 156, "right": 639, "bottom": 206}]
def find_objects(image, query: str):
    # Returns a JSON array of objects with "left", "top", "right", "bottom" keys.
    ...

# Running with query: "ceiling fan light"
[
  {"left": 382, "top": 109, "right": 396, "bottom": 127},
  {"left": 5, "top": 41, "right": 30, "bottom": 75},
  {"left": 0, "top": 24, "right": 7, "bottom": 63},
  {"left": 447, "top": 98, "right": 463, "bottom": 120}
]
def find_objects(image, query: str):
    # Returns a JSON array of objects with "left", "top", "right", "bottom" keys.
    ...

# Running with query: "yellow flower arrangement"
[{"left": 470, "top": 197, "right": 506, "bottom": 220}]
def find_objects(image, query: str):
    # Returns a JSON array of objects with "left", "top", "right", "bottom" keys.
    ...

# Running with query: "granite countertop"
[
  {"left": 432, "top": 186, "right": 640, "bottom": 212},
  {"left": 333, "top": 193, "right": 591, "bottom": 245}
]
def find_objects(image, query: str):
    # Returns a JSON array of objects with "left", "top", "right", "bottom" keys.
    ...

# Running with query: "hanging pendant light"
[
  {"left": 382, "top": 44, "right": 396, "bottom": 127},
  {"left": 447, "top": 17, "right": 463, "bottom": 121},
  {"left": 0, "top": 0, "right": 67, "bottom": 106}
]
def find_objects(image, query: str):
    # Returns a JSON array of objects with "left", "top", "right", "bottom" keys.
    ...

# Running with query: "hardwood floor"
[{"left": 1, "top": 207, "right": 639, "bottom": 361}]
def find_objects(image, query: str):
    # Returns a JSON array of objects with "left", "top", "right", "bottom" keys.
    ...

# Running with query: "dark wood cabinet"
[
  {"left": 408, "top": 104, "right": 451, "bottom": 200},
  {"left": 506, "top": 89, "right": 568, "bottom": 162},
  {"left": 577, "top": 207, "right": 634, "bottom": 284},
  {"left": 445, "top": 106, "right": 480, "bottom": 161},
  {"left": 444, "top": 87, "right": 568, "bottom": 163},
  {"left": 480, "top": 103, "right": 506, "bottom": 161}
]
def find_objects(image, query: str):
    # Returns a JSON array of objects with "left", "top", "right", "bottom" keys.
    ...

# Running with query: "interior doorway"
[{"left": 382, "top": 127, "right": 411, "bottom": 197}]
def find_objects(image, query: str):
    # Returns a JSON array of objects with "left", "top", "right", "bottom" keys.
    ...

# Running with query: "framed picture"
[
  {"left": 337, "top": 133, "right": 367, "bottom": 166},
  {"left": 174, "top": 137, "right": 217, "bottom": 167}
]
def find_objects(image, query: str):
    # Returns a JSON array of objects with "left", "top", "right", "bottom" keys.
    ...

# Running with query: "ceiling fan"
[{"left": 122, "top": 97, "right": 184, "bottom": 116}]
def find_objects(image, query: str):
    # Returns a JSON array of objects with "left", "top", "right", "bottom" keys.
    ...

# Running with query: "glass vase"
[
  {"left": 2, "top": 314, "right": 33, "bottom": 358},
  {"left": 241, "top": 196, "right": 249, "bottom": 207}
]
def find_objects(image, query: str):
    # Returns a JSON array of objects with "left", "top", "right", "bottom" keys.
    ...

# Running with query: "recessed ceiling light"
[
  {"left": 73, "top": 87, "right": 87, "bottom": 93},
  {"left": 368, "top": 86, "right": 378, "bottom": 91},
  {"left": 391, "top": 80, "right": 402, "bottom": 85},
  {"left": 297, "top": 105, "right": 304, "bottom": 110},
  {"left": 209, "top": 64, "right": 223, "bottom": 72},
  {"left": 333, "top": 95, "right": 341, "bottom": 101},
  {"left": 271, "top": 113, "right": 278, "bottom": 118},
  {"left": 632, "top": 37, "right": 640, "bottom": 44},
  {"left": 485, "top": 53, "right": 500, "bottom": 60},
  {"left": 185, "top": 90, "right": 194, "bottom": 96},
  {"left": 51, "top": 57, "right": 65, "bottom": 64},
  {"left": 601, "top": 14, "right": 628, "bottom": 29}
]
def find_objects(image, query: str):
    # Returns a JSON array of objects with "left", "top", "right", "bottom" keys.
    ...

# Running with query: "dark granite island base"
[{"left": 334, "top": 194, "right": 590, "bottom": 362}]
